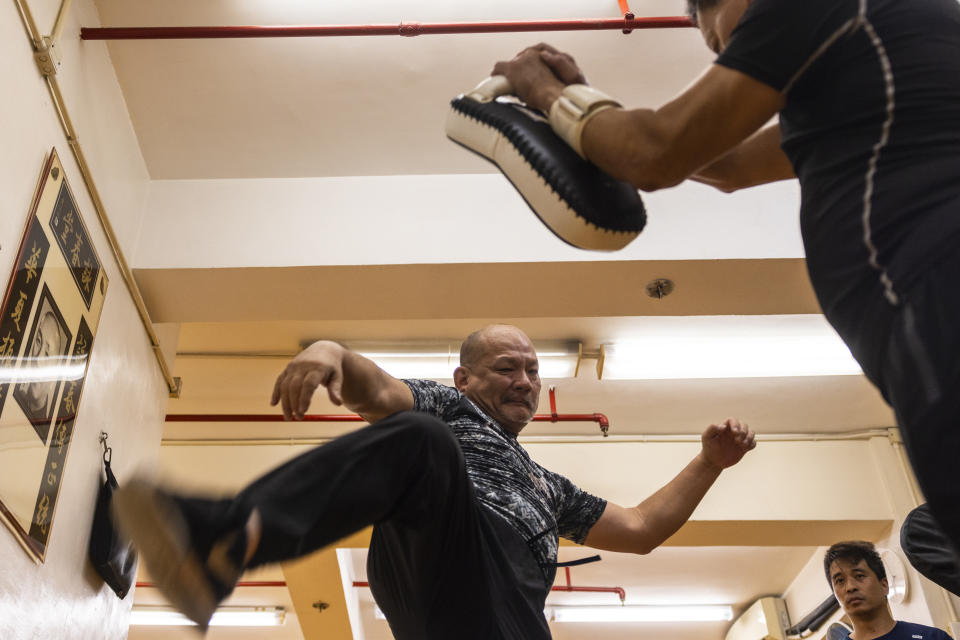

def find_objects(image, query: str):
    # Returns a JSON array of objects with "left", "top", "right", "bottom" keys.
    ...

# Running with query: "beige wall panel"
[{"left": 134, "top": 259, "right": 820, "bottom": 323}]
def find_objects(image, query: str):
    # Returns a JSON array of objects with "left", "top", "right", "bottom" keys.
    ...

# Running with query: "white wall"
[
  {"left": 135, "top": 175, "right": 802, "bottom": 269},
  {"left": 0, "top": 1, "right": 167, "bottom": 638}
]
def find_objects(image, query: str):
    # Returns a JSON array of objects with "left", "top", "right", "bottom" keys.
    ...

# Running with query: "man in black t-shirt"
[
  {"left": 493, "top": 0, "right": 960, "bottom": 559},
  {"left": 825, "top": 541, "right": 953, "bottom": 640},
  {"left": 114, "top": 324, "right": 756, "bottom": 638}
]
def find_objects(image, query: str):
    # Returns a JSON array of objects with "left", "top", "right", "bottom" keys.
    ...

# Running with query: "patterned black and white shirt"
[{"left": 403, "top": 379, "right": 607, "bottom": 583}]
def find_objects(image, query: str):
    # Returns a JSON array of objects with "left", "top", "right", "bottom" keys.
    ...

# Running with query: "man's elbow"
[
  {"left": 618, "top": 147, "right": 690, "bottom": 193},
  {"left": 710, "top": 180, "right": 742, "bottom": 194},
  {"left": 624, "top": 516, "right": 659, "bottom": 555},
  {"left": 631, "top": 173, "right": 683, "bottom": 193},
  {"left": 630, "top": 541, "right": 657, "bottom": 555}
]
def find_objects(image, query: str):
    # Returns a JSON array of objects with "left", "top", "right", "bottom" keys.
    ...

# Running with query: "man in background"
[{"left": 825, "top": 541, "right": 953, "bottom": 640}]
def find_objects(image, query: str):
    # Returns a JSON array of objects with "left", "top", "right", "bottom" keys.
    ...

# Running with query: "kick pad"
[{"left": 445, "top": 76, "right": 646, "bottom": 252}]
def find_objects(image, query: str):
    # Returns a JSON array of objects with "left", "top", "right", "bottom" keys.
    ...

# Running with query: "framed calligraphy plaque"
[{"left": 0, "top": 149, "right": 109, "bottom": 562}]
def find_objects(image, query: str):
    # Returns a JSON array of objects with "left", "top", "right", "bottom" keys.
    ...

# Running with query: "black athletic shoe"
[{"left": 112, "top": 479, "right": 248, "bottom": 631}]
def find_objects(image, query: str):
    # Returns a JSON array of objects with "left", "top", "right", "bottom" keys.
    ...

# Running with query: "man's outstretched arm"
[
  {"left": 584, "top": 418, "right": 755, "bottom": 555},
  {"left": 271, "top": 340, "right": 414, "bottom": 423},
  {"left": 494, "top": 46, "right": 788, "bottom": 192}
]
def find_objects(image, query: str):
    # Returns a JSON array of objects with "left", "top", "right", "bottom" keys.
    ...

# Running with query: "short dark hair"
[
  {"left": 824, "top": 541, "right": 886, "bottom": 586},
  {"left": 685, "top": 0, "right": 722, "bottom": 23},
  {"left": 459, "top": 328, "right": 487, "bottom": 368}
]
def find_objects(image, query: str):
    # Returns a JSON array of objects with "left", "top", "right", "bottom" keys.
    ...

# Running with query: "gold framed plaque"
[{"left": 0, "top": 149, "right": 109, "bottom": 562}]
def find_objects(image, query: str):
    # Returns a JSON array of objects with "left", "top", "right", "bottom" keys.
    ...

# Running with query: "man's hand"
[
  {"left": 585, "top": 416, "right": 757, "bottom": 555},
  {"left": 534, "top": 43, "right": 588, "bottom": 85},
  {"left": 700, "top": 418, "right": 756, "bottom": 471},
  {"left": 492, "top": 43, "right": 587, "bottom": 112},
  {"left": 271, "top": 341, "right": 347, "bottom": 420}
]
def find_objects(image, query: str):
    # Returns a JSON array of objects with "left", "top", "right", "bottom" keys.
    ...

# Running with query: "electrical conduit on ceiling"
[
  {"left": 12, "top": 0, "right": 180, "bottom": 396},
  {"left": 160, "top": 431, "right": 898, "bottom": 447}
]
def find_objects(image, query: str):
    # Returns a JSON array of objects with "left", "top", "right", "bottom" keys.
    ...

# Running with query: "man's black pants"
[
  {"left": 175, "top": 411, "right": 552, "bottom": 640},
  {"left": 851, "top": 248, "right": 960, "bottom": 555}
]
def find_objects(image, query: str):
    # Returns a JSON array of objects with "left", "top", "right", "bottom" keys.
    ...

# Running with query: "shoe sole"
[{"left": 112, "top": 480, "right": 218, "bottom": 631}]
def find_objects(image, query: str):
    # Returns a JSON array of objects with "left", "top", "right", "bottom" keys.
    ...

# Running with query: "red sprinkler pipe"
[
  {"left": 166, "top": 414, "right": 369, "bottom": 423},
  {"left": 80, "top": 16, "right": 693, "bottom": 41},
  {"left": 353, "top": 566, "right": 626, "bottom": 603},
  {"left": 165, "top": 411, "right": 611, "bottom": 436},
  {"left": 136, "top": 581, "right": 286, "bottom": 588},
  {"left": 137, "top": 577, "right": 625, "bottom": 602}
]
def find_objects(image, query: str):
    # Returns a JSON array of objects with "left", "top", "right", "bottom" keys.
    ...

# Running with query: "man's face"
[
  {"left": 697, "top": 0, "right": 751, "bottom": 55},
  {"left": 32, "top": 313, "right": 61, "bottom": 360},
  {"left": 454, "top": 327, "right": 541, "bottom": 435},
  {"left": 829, "top": 559, "right": 890, "bottom": 618},
  {"left": 24, "top": 313, "right": 63, "bottom": 413}
]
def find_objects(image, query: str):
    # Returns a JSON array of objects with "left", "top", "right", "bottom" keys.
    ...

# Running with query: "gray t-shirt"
[{"left": 403, "top": 379, "right": 607, "bottom": 581}]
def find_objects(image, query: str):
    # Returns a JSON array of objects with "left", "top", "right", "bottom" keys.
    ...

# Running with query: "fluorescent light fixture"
[
  {"left": 601, "top": 315, "right": 862, "bottom": 379},
  {"left": 548, "top": 605, "right": 734, "bottom": 623},
  {"left": 356, "top": 348, "right": 578, "bottom": 380},
  {"left": 129, "top": 606, "right": 285, "bottom": 627}
]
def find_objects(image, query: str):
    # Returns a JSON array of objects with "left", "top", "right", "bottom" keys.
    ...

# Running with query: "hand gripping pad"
[{"left": 445, "top": 76, "right": 646, "bottom": 252}]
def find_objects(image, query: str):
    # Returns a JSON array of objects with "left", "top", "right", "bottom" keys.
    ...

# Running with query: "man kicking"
[{"left": 115, "top": 324, "right": 755, "bottom": 638}]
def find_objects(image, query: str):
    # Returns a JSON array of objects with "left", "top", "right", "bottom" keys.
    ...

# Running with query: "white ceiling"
[
  {"left": 95, "top": 0, "right": 710, "bottom": 179},
  {"left": 86, "top": 1, "right": 898, "bottom": 639}
]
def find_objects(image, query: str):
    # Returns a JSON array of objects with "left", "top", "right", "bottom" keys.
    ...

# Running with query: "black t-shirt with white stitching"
[{"left": 716, "top": 0, "right": 960, "bottom": 377}]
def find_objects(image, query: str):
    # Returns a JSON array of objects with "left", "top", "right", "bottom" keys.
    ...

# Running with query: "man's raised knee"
[{"left": 392, "top": 411, "right": 455, "bottom": 443}]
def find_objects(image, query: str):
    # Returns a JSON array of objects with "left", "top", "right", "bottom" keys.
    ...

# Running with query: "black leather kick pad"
[{"left": 448, "top": 95, "right": 646, "bottom": 249}]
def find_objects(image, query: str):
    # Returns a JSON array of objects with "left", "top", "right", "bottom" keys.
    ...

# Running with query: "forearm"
[
  {"left": 690, "top": 124, "right": 795, "bottom": 192},
  {"left": 543, "top": 65, "right": 786, "bottom": 193},
  {"left": 526, "top": 83, "right": 685, "bottom": 191},
  {"left": 629, "top": 452, "right": 722, "bottom": 552},
  {"left": 580, "top": 107, "right": 686, "bottom": 191},
  {"left": 331, "top": 344, "right": 413, "bottom": 422},
  {"left": 585, "top": 419, "right": 753, "bottom": 554}
]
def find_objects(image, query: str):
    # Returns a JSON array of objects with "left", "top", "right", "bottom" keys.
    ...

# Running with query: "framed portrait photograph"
[
  {"left": 0, "top": 149, "right": 108, "bottom": 562},
  {"left": 13, "top": 285, "right": 73, "bottom": 442}
]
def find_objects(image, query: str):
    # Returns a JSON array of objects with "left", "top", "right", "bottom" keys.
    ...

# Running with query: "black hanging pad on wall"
[{"left": 88, "top": 433, "right": 138, "bottom": 599}]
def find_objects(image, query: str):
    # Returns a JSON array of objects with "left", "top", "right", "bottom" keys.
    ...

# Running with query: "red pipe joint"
[
  {"left": 398, "top": 22, "right": 420, "bottom": 37},
  {"left": 553, "top": 567, "right": 626, "bottom": 603}
]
